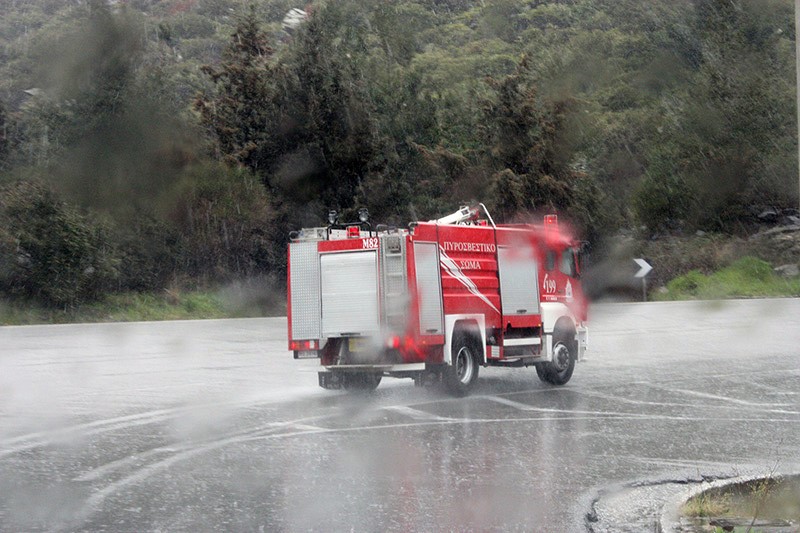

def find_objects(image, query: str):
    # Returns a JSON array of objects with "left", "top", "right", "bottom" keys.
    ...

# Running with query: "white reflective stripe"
[{"left": 502, "top": 337, "right": 542, "bottom": 347}]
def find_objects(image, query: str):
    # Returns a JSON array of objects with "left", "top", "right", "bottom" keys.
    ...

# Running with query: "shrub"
[
  {"left": 116, "top": 214, "right": 182, "bottom": 292},
  {"left": 633, "top": 173, "right": 692, "bottom": 233},
  {"left": 666, "top": 269, "right": 706, "bottom": 296},
  {"left": 725, "top": 256, "right": 773, "bottom": 283},
  {"left": 0, "top": 181, "right": 119, "bottom": 306},
  {"left": 164, "top": 162, "right": 277, "bottom": 282}
]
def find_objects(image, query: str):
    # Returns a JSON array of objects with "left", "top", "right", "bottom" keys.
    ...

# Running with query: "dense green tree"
[
  {"left": 19, "top": 1, "right": 196, "bottom": 215},
  {"left": 686, "top": 0, "right": 795, "bottom": 228},
  {"left": 165, "top": 161, "right": 276, "bottom": 281},
  {"left": 480, "top": 56, "right": 613, "bottom": 237},
  {"left": 275, "top": 1, "right": 388, "bottom": 209},
  {"left": 115, "top": 214, "right": 182, "bottom": 292},
  {"left": 1, "top": 0, "right": 798, "bottom": 306},
  {"left": 194, "top": 6, "right": 279, "bottom": 174},
  {"left": 481, "top": 59, "right": 577, "bottom": 212},
  {"left": 0, "top": 180, "right": 118, "bottom": 306},
  {"left": 634, "top": 0, "right": 796, "bottom": 232},
  {"left": 370, "top": 2, "right": 436, "bottom": 65}
]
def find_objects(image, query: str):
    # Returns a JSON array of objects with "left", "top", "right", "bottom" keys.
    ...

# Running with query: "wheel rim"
[
  {"left": 553, "top": 343, "right": 570, "bottom": 372},
  {"left": 455, "top": 346, "right": 475, "bottom": 384}
]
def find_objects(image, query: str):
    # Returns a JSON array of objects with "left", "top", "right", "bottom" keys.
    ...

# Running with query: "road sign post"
[{"left": 634, "top": 258, "right": 653, "bottom": 301}]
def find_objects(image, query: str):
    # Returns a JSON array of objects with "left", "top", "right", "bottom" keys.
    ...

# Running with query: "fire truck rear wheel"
[
  {"left": 444, "top": 331, "right": 480, "bottom": 396},
  {"left": 342, "top": 372, "right": 382, "bottom": 392},
  {"left": 536, "top": 332, "right": 576, "bottom": 386}
]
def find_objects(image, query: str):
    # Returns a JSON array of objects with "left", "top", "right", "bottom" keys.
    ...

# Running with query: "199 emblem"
[{"left": 543, "top": 273, "right": 556, "bottom": 294}]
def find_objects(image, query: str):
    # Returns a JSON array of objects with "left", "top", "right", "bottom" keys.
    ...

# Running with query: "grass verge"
[
  {"left": 655, "top": 257, "right": 800, "bottom": 301},
  {"left": 0, "top": 288, "right": 281, "bottom": 326},
  {"left": 681, "top": 475, "right": 800, "bottom": 532}
]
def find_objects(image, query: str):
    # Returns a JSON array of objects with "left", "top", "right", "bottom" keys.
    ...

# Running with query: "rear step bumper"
[
  {"left": 319, "top": 363, "right": 431, "bottom": 389},
  {"left": 323, "top": 363, "right": 426, "bottom": 372}
]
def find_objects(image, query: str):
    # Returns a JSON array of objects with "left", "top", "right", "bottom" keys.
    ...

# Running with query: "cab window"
[
  {"left": 559, "top": 248, "right": 577, "bottom": 277},
  {"left": 545, "top": 249, "right": 556, "bottom": 271}
]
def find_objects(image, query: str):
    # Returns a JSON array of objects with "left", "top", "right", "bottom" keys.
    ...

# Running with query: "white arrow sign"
[{"left": 634, "top": 258, "right": 652, "bottom": 278}]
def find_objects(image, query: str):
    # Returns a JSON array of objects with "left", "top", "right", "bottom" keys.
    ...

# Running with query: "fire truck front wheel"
[
  {"left": 536, "top": 330, "right": 576, "bottom": 386},
  {"left": 444, "top": 331, "right": 480, "bottom": 396}
]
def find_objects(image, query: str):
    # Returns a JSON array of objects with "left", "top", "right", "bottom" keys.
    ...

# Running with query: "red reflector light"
[
  {"left": 347, "top": 226, "right": 360, "bottom": 238},
  {"left": 290, "top": 340, "right": 317, "bottom": 350},
  {"left": 544, "top": 214, "right": 558, "bottom": 227}
]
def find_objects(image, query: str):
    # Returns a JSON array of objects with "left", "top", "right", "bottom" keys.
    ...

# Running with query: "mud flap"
[
  {"left": 318, "top": 371, "right": 343, "bottom": 390},
  {"left": 413, "top": 369, "right": 441, "bottom": 387},
  {"left": 577, "top": 326, "right": 588, "bottom": 361}
]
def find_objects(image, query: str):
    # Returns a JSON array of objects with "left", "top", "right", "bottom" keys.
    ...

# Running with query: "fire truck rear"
[{"left": 287, "top": 205, "right": 588, "bottom": 395}]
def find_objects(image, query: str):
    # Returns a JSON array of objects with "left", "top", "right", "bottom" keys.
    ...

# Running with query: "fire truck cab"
[{"left": 287, "top": 205, "right": 588, "bottom": 396}]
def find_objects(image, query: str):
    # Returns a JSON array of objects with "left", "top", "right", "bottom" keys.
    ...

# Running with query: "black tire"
[
  {"left": 444, "top": 330, "right": 481, "bottom": 396},
  {"left": 342, "top": 372, "right": 382, "bottom": 392},
  {"left": 536, "top": 330, "right": 576, "bottom": 386}
]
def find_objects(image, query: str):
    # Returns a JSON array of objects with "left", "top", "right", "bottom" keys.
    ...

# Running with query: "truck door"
[
  {"left": 413, "top": 241, "right": 444, "bottom": 335},
  {"left": 320, "top": 251, "right": 381, "bottom": 338},
  {"left": 497, "top": 244, "right": 540, "bottom": 326}
]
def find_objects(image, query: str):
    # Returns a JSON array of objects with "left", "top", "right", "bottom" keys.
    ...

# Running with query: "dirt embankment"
[{"left": 583, "top": 223, "right": 800, "bottom": 300}]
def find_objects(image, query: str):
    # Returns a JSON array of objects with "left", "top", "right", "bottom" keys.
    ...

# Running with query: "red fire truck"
[{"left": 287, "top": 204, "right": 588, "bottom": 396}]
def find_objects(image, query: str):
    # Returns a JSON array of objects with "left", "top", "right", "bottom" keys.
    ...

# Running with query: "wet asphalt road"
[{"left": 0, "top": 299, "right": 798, "bottom": 532}]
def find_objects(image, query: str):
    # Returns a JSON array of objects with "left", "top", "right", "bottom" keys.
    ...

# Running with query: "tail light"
[{"left": 290, "top": 339, "right": 318, "bottom": 350}]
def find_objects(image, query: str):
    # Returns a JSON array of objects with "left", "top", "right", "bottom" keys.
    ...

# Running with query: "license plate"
[{"left": 348, "top": 338, "right": 367, "bottom": 352}]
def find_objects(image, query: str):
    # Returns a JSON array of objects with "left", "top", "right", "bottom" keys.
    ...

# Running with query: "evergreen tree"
[
  {"left": 194, "top": 6, "right": 278, "bottom": 176},
  {"left": 481, "top": 58, "right": 578, "bottom": 217},
  {"left": 480, "top": 56, "right": 612, "bottom": 238},
  {"left": 275, "top": 1, "right": 387, "bottom": 210}
]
